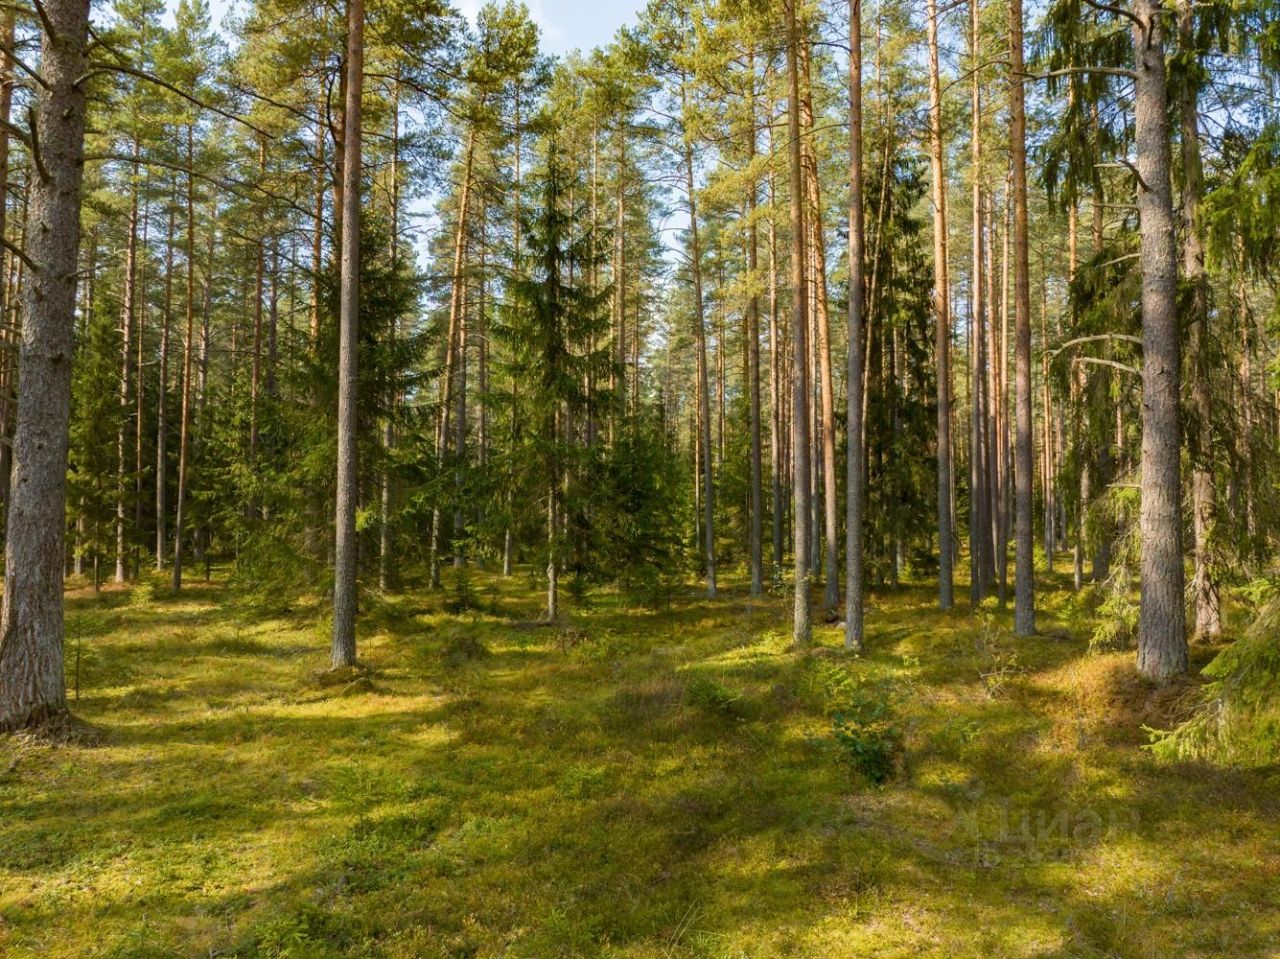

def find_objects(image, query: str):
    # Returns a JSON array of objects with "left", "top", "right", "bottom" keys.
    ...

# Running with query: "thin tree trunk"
[
  {"left": 1010, "top": 0, "right": 1036, "bottom": 635},
  {"left": 845, "top": 0, "right": 866, "bottom": 651},
  {"left": 798, "top": 41, "right": 839, "bottom": 613},
  {"left": 747, "top": 53, "right": 764, "bottom": 597},
  {"left": 927, "top": 0, "right": 954, "bottom": 610},
  {"left": 172, "top": 125, "right": 197, "bottom": 590},
  {"left": 116, "top": 145, "right": 140, "bottom": 584},
  {"left": 682, "top": 90, "right": 717, "bottom": 598},
  {"left": 331, "top": 0, "right": 363, "bottom": 669},
  {"left": 156, "top": 197, "right": 175, "bottom": 570},
  {"left": 786, "top": 0, "right": 812, "bottom": 645},
  {"left": 1178, "top": 0, "right": 1220, "bottom": 639}
]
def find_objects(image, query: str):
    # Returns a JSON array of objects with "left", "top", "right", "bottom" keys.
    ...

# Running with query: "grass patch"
[{"left": 1, "top": 564, "right": 1277, "bottom": 957}]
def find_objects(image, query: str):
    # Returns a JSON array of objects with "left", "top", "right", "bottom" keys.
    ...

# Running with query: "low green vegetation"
[{"left": 2, "top": 568, "right": 1278, "bottom": 958}]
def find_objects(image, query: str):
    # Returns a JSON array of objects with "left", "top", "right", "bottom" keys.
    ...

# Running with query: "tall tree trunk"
[
  {"left": 1010, "top": 0, "right": 1036, "bottom": 635},
  {"left": 331, "top": 0, "right": 363, "bottom": 669},
  {"left": 845, "top": 0, "right": 866, "bottom": 651},
  {"left": 1178, "top": 0, "right": 1220, "bottom": 639},
  {"left": 116, "top": 147, "right": 140, "bottom": 584},
  {"left": 682, "top": 92, "right": 717, "bottom": 599},
  {"left": 0, "top": 9, "right": 14, "bottom": 521},
  {"left": 768, "top": 173, "right": 784, "bottom": 583},
  {"left": 927, "top": 0, "right": 954, "bottom": 610},
  {"left": 0, "top": 0, "right": 90, "bottom": 730},
  {"left": 1133, "top": 0, "right": 1187, "bottom": 681},
  {"left": 798, "top": 41, "right": 839, "bottom": 613},
  {"left": 156, "top": 198, "right": 175, "bottom": 570},
  {"left": 747, "top": 53, "right": 764, "bottom": 597},
  {"left": 380, "top": 81, "right": 399, "bottom": 592},
  {"left": 786, "top": 0, "right": 812, "bottom": 645},
  {"left": 311, "top": 85, "right": 325, "bottom": 346},
  {"left": 431, "top": 125, "right": 476, "bottom": 588},
  {"left": 969, "top": 0, "right": 991, "bottom": 605},
  {"left": 172, "top": 125, "right": 197, "bottom": 590},
  {"left": 134, "top": 198, "right": 149, "bottom": 578}
]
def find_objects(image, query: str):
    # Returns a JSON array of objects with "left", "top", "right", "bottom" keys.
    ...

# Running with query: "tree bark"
[
  {"left": 682, "top": 90, "right": 717, "bottom": 599},
  {"left": 156, "top": 197, "right": 175, "bottom": 570},
  {"left": 0, "top": 0, "right": 90, "bottom": 730},
  {"left": 172, "top": 125, "right": 197, "bottom": 590},
  {"left": 1010, "top": 0, "right": 1036, "bottom": 635},
  {"left": 786, "top": 0, "right": 812, "bottom": 645},
  {"left": 331, "top": 0, "right": 363, "bottom": 669},
  {"left": 927, "top": 0, "right": 954, "bottom": 610},
  {"left": 1134, "top": 0, "right": 1187, "bottom": 681},
  {"left": 746, "top": 52, "right": 764, "bottom": 598},
  {"left": 845, "top": 0, "right": 866, "bottom": 651},
  {"left": 1177, "top": 0, "right": 1220, "bottom": 640}
]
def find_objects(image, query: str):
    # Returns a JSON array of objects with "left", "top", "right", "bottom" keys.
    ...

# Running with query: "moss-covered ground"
[{"left": 2, "top": 565, "right": 1277, "bottom": 957}]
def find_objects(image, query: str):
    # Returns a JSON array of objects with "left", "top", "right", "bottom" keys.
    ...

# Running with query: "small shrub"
[
  {"left": 439, "top": 629, "right": 490, "bottom": 668},
  {"left": 443, "top": 567, "right": 480, "bottom": 615},
  {"left": 831, "top": 680, "right": 903, "bottom": 785},
  {"left": 684, "top": 675, "right": 743, "bottom": 717}
]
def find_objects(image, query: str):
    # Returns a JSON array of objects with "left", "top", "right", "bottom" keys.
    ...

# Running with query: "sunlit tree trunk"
[
  {"left": 331, "top": 0, "right": 364, "bottom": 669},
  {"left": 1177, "top": 0, "right": 1220, "bottom": 640},
  {"left": 927, "top": 0, "right": 954, "bottom": 609},
  {"left": 1134, "top": 0, "right": 1187, "bottom": 681},
  {"left": 845, "top": 0, "right": 866, "bottom": 651},
  {"left": 0, "top": 0, "right": 90, "bottom": 729},
  {"left": 747, "top": 52, "right": 764, "bottom": 597},
  {"left": 786, "top": 0, "right": 812, "bottom": 645},
  {"left": 1010, "top": 0, "right": 1036, "bottom": 635},
  {"left": 682, "top": 82, "right": 717, "bottom": 599}
]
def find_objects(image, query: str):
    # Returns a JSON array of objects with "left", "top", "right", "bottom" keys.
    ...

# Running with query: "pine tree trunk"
[
  {"left": 0, "top": 9, "right": 14, "bottom": 522},
  {"left": 747, "top": 54, "right": 764, "bottom": 598},
  {"left": 1134, "top": 0, "right": 1187, "bottom": 681},
  {"left": 116, "top": 149, "right": 139, "bottom": 585},
  {"left": 331, "top": 0, "right": 363, "bottom": 669},
  {"left": 1010, "top": 0, "right": 1036, "bottom": 635},
  {"left": 845, "top": 0, "right": 866, "bottom": 651},
  {"left": 786, "top": 0, "right": 812, "bottom": 645},
  {"left": 927, "top": 0, "right": 954, "bottom": 610},
  {"left": 768, "top": 174, "right": 784, "bottom": 584},
  {"left": 1178, "top": 0, "right": 1220, "bottom": 640},
  {"left": 156, "top": 199, "right": 174, "bottom": 570},
  {"left": 172, "top": 125, "right": 197, "bottom": 591},
  {"left": 682, "top": 116, "right": 717, "bottom": 599},
  {"left": 0, "top": 0, "right": 90, "bottom": 730}
]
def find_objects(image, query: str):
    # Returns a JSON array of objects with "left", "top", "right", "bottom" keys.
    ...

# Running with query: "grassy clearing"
[{"left": 1, "top": 567, "right": 1278, "bottom": 958}]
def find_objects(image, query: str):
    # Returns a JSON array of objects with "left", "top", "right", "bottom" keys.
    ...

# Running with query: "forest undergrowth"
[{"left": 1, "top": 565, "right": 1277, "bottom": 958}]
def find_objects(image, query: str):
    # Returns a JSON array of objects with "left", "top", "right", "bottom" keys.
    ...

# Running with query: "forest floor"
[{"left": 2, "top": 564, "right": 1278, "bottom": 958}]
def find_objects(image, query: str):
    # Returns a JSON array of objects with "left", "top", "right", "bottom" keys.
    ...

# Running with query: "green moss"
[{"left": 0, "top": 571, "right": 1276, "bottom": 957}]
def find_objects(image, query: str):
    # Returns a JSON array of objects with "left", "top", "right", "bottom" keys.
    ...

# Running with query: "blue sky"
[
  {"left": 454, "top": 0, "right": 646, "bottom": 55},
  {"left": 174, "top": 0, "right": 648, "bottom": 57}
]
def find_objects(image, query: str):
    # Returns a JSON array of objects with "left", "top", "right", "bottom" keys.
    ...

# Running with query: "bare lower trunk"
[
  {"left": 927, "top": 0, "right": 953, "bottom": 610},
  {"left": 0, "top": 0, "right": 90, "bottom": 730},
  {"left": 845, "top": 0, "right": 866, "bottom": 652},
  {"left": 1010, "top": 0, "right": 1036, "bottom": 636},
  {"left": 1134, "top": 0, "right": 1187, "bottom": 681},
  {"left": 1178, "top": 0, "right": 1219, "bottom": 640},
  {"left": 682, "top": 119, "right": 717, "bottom": 598},
  {"left": 786, "top": 0, "right": 812, "bottom": 645},
  {"left": 172, "top": 126, "right": 197, "bottom": 591},
  {"left": 331, "top": 0, "right": 364, "bottom": 669},
  {"left": 747, "top": 59, "right": 764, "bottom": 597}
]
